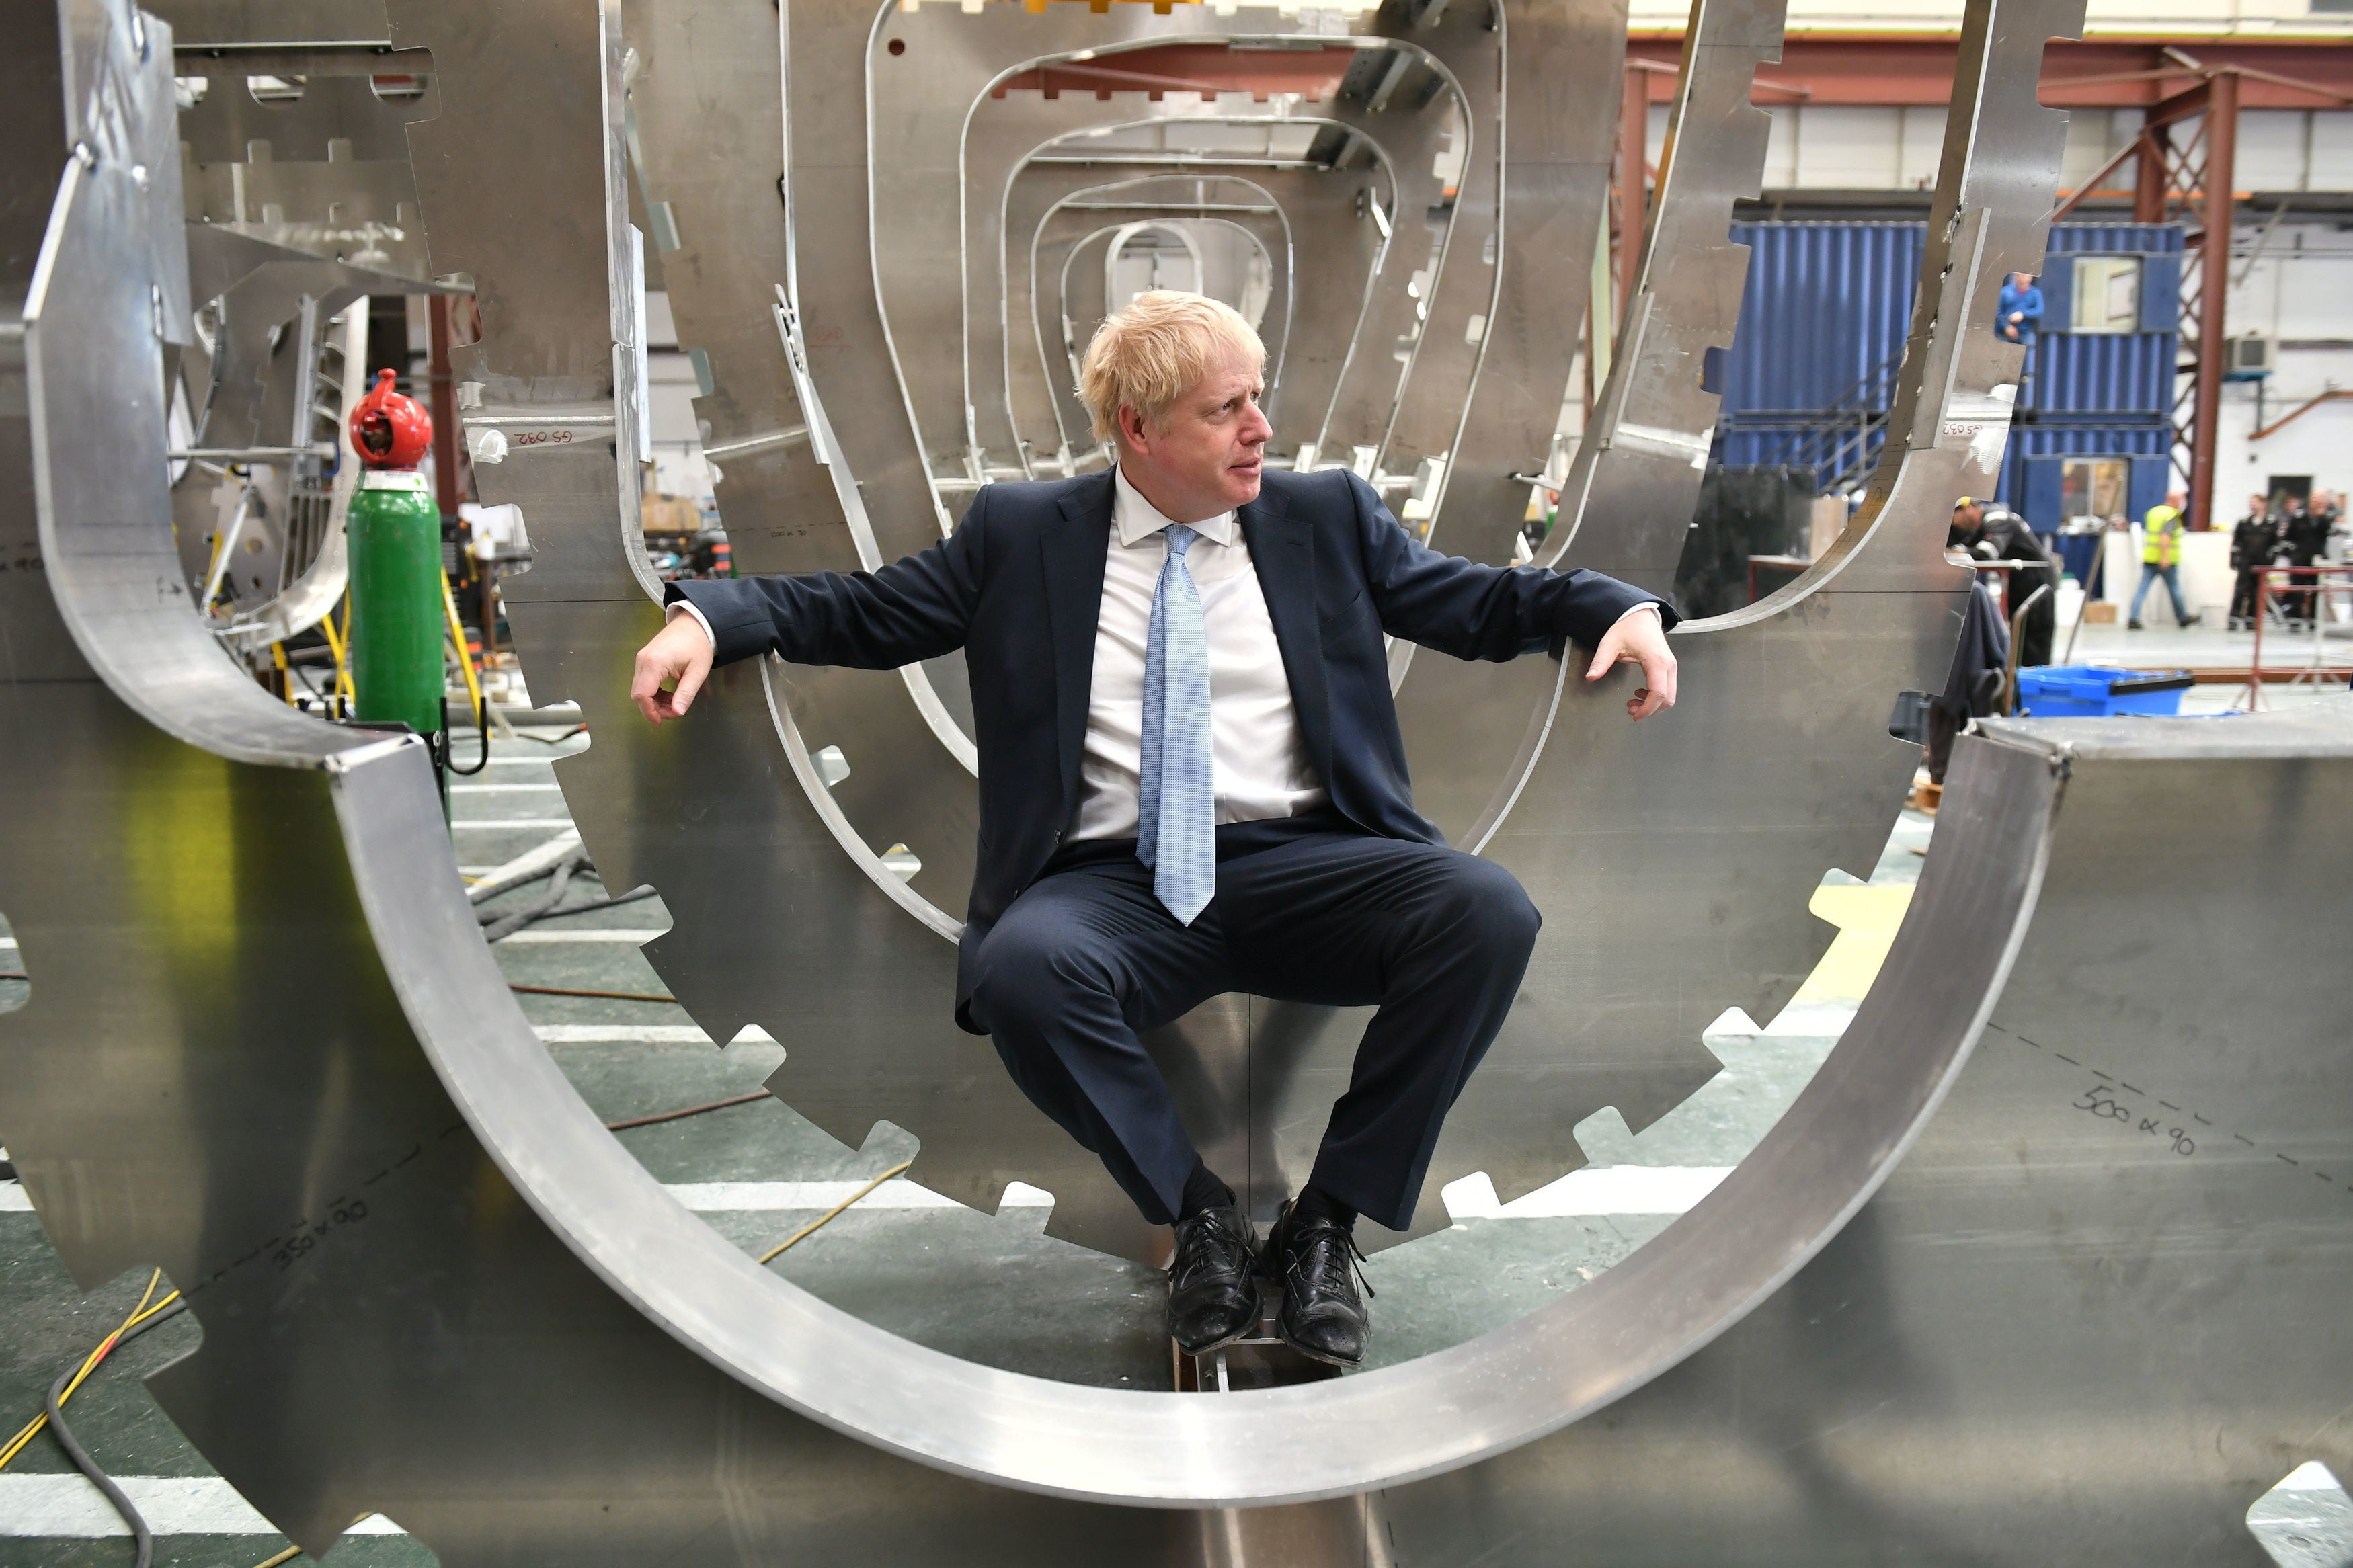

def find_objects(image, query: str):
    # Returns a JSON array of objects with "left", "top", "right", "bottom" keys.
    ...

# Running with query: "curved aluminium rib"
[
  {"left": 13, "top": 5, "right": 2353, "bottom": 1563},
  {"left": 170, "top": 219, "right": 464, "bottom": 657},
  {"left": 616, "top": 0, "right": 1488, "bottom": 1254},
  {"left": 927, "top": 10, "right": 1478, "bottom": 484},
  {"left": 3, "top": 3, "right": 2067, "bottom": 1506},
  {"left": 1406, "top": 0, "right": 1786, "bottom": 841},
  {"left": 1373, "top": 0, "right": 1630, "bottom": 841},
  {"left": 1027, "top": 173, "right": 1298, "bottom": 456},
  {"left": 983, "top": 112, "right": 1407, "bottom": 478},
  {"left": 1417, "top": 0, "right": 2081, "bottom": 1214}
]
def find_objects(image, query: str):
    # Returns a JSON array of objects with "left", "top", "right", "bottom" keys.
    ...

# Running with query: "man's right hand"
[{"left": 631, "top": 610, "right": 715, "bottom": 725}]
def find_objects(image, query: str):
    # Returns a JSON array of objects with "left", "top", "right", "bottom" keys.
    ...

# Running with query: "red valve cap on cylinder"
[{"left": 350, "top": 367, "right": 435, "bottom": 470}]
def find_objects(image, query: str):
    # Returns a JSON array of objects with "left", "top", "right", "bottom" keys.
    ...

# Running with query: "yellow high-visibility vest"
[{"left": 2141, "top": 504, "right": 2183, "bottom": 566}]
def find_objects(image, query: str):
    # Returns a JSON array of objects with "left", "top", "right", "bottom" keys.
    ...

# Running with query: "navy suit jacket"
[{"left": 672, "top": 466, "right": 1675, "bottom": 1030}]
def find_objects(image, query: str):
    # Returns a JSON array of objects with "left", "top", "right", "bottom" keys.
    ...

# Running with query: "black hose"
[
  {"left": 477, "top": 850, "right": 584, "bottom": 942},
  {"left": 44, "top": 1300, "right": 187, "bottom": 1568},
  {"left": 446, "top": 686, "right": 491, "bottom": 777},
  {"left": 477, "top": 852, "right": 657, "bottom": 943},
  {"left": 529, "top": 885, "right": 657, "bottom": 921}
]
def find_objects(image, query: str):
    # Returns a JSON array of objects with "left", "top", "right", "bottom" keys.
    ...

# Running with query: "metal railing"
[{"left": 1735, "top": 350, "right": 1909, "bottom": 495}]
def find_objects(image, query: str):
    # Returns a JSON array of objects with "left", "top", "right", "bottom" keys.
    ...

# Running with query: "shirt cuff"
[
  {"left": 667, "top": 600, "right": 716, "bottom": 647},
  {"left": 1611, "top": 602, "right": 1664, "bottom": 630}
]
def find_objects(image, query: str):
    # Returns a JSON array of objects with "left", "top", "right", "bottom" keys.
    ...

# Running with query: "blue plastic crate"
[{"left": 2016, "top": 665, "right": 2193, "bottom": 717}]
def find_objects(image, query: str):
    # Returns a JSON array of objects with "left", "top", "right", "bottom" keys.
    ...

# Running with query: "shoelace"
[
  {"left": 1285, "top": 1217, "right": 1374, "bottom": 1302},
  {"left": 1171, "top": 1210, "right": 1252, "bottom": 1289}
]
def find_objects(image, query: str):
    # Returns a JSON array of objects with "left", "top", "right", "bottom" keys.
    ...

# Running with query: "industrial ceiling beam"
[{"left": 1622, "top": 35, "right": 2353, "bottom": 108}]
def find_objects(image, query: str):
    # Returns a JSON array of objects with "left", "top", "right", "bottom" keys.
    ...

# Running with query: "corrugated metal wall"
[
  {"left": 1712, "top": 222, "right": 2182, "bottom": 519},
  {"left": 2029, "top": 331, "right": 2177, "bottom": 417},
  {"left": 1718, "top": 223, "right": 1923, "bottom": 415},
  {"left": 1995, "top": 423, "right": 2172, "bottom": 528},
  {"left": 2041, "top": 224, "right": 2183, "bottom": 257}
]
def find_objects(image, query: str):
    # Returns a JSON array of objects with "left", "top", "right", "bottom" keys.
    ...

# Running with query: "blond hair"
[{"left": 1076, "top": 291, "right": 1265, "bottom": 445}]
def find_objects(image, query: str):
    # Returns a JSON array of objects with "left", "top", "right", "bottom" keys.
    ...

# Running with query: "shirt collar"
[{"left": 1113, "top": 465, "right": 1236, "bottom": 550}]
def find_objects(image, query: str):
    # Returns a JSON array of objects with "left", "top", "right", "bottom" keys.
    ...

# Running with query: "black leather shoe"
[
  {"left": 1263, "top": 1201, "right": 1371, "bottom": 1368},
  {"left": 1167, "top": 1204, "right": 1260, "bottom": 1356}
]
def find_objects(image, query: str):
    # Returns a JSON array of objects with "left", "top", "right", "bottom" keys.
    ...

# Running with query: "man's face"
[{"left": 1117, "top": 343, "right": 1271, "bottom": 523}]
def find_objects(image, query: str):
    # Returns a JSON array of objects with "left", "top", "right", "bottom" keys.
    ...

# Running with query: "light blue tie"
[{"left": 1136, "top": 523, "right": 1215, "bottom": 925}]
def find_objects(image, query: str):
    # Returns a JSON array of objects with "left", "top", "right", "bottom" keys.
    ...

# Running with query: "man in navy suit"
[{"left": 632, "top": 292, "right": 1678, "bottom": 1366}]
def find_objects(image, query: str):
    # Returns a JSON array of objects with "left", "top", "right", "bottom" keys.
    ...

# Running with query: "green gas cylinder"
[
  {"left": 344, "top": 368, "right": 445, "bottom": 739},
  {"left": 345, "top": 468, "right": 446, "bottom": 737}
]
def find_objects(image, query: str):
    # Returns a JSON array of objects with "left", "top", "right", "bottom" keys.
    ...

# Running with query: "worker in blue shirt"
[{"left": 1997, "top": 272, "right": 2044, "bottom": 347}]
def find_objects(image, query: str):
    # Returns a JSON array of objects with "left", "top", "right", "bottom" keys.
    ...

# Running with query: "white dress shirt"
[
  {"left": 1069, "top": 467, "right": 1326, "bottom": 841},
  {"left": 665, "top": 468, "right": 1661, "bottom": 843}
]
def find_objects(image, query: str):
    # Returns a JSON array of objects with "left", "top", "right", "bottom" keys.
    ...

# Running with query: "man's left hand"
[{"left": 1584, "top": 608, "right": 1677, "bottom": 721}]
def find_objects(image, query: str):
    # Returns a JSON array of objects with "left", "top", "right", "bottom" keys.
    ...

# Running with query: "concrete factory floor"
[
  {"left": 2055, "top": 610, "right": 2352, "bottom": 712},
  {"left": 2, "top": 650, "right": 2346, "bottom": 1559}
]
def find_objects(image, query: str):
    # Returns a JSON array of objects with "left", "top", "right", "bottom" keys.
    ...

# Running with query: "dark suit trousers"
[{"left": 965, "top": 813, "right": 1541, "bottom": 1232}]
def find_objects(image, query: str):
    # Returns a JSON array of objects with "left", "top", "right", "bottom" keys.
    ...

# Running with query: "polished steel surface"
[
  {"left": 1303, "top": 9, "right": 1495, "bottom": 471},
  {"left": 7, "top": 0, "right": 2352, "bottom": 1556},
  {"left": 1402, "top": 0, "right": 2079, "bottom": 1221},
  {"left": 1378, "top": 704, "right": 2353, "bottom": 1563},
  {"left": 171, "top": 38, "right": 442, "bottom": 283},
  {"left": 1408, "top": 0, "right": 1627, "bottom": 568},
  {"left": 177, "top": 292, "right": 366, "bottom": 647},
  {"left": 616, "top": 0, "right": 1476, "bottom": 1256},
  {"left": 347, "top": 0, "right": 2231, "bottom": 1511},
  {"left": 22, "top": 0, "right": 2040, "bottom": 1484},
  {"left": 948, "top": 9, "right": 1490, "bottom": 481},
  {"left": 1542, "top": 0, "right": 1783, "bottom": 596},
  {"left": 1026, "top": 172, "right": 1298, "bottom": 454},
  {"left": 1398, "top": 0, "right": 1783, "bottom": 840},
  {"left": 976, "top": 106, "right": 1406, "bottom": 477},
  {"left": 1362, "top": 0, "right": 1502, "bottom": 484},
  {"left": 627, "top": 0, "right": 987, "bottom": 921},
  {"left": 170, "top": 243, "right": 412, "bottom": 640},
  {"left": 0, "top": 16, "right": 1178, "bottom": 1560},
  {"left": 162, "top": 25, "right": 453, "bottom": 643},
  {"left": 1247, "top": 0, "right": 1793, "bottom": 1242},
  {"left": 860, "top": 4, "right": 1332, "bottom": 539}
]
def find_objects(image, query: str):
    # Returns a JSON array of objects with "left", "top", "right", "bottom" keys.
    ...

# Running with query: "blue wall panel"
[
  {"left": 1720, "top": 222, "right": 1923, "bottom": 417},
  {"left": 1993, "top": 423, "right": 2174, "bottom": 527},
  {"left": 2042, "top": 224, "right": 2184, "bottom": 255},
  {"left": 1716, "top": 222, "right": 2182, "bottom": 495},
  {"left": 2031, "top": 330, "right": 2176, "bottom": 416},
  {"left": 2138, "top": 253, "right": 2181, "bottom": 332}
]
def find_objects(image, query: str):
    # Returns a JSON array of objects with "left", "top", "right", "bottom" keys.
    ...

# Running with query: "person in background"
[
  {"left": 2229, "top": 492, "right": 2272, "bottom": 630},
  {"left": 2286, "top": 494, "right": 2329, "bottom": 630},
  {"left": 1996, "top": 272, "right": 2044, "bottom": 349},
  {"left": 1920, "top": 575, "right": 2010, "bottom": 814},
  {"left": 2129, "top": 491, "right": 2199, "bottom": 630},
  {"left": 2259, "top": 501, "right": 2301, "bottom": 625},
  {"left": 1952, "top": 497, "right": 2058, "bottom": 667}
]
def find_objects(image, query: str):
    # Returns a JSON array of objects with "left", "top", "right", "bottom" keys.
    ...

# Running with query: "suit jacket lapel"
[
  {"left": 1238, "top": 491, "right": 1334, "bottom": 793},
  {"left": 1042, "top": 470, "right": 1116, "bottom": 828}
]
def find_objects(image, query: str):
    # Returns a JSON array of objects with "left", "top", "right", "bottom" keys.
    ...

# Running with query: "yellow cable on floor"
[
  {"left": 247, "top": 1511, "right": 371, "bottom": 1568},
  {"left": 0, "top": 1270, "right": 178, "bottom": 1472},
  {"left": 269, "top": 642, "right": 296, "bottom": 706},
  {"left": 758, "top": 1161, "right": 914, "bottom": 1265},
  {"left": 440, "top": 567, "right": 485, "bottom": 725},
  {"left": 316, "top": 597, "right": 354, "bottom": 712}
]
